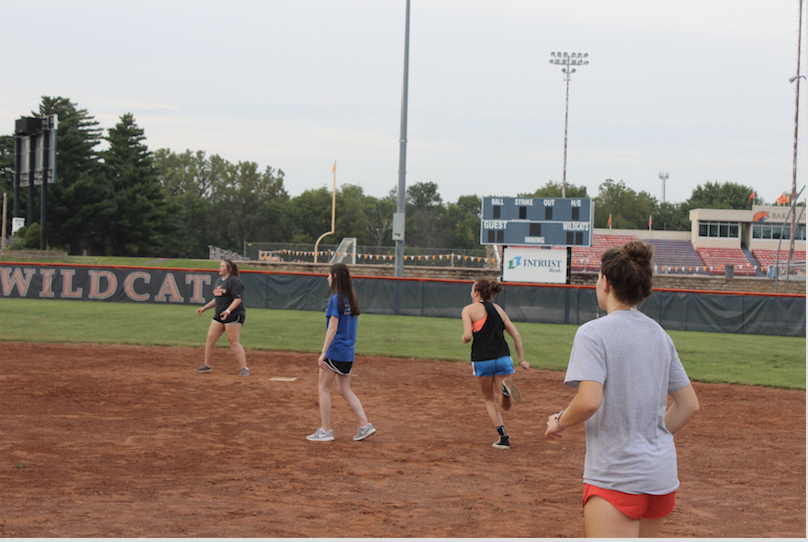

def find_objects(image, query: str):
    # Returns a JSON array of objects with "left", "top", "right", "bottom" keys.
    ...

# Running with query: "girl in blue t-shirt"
[{"left": 306, "top": 264, "right": 376, "bottom": 442}]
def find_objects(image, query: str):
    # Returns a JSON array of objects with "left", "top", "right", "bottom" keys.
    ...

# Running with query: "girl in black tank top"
[
  {"left": 461, "top": 280, "right": 530, "bottom": 450},
  {"left": 471, "top": 301, "right": 511, "bottom": 361}
]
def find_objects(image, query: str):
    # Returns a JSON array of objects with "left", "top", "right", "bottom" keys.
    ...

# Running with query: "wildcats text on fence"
[{"left": 0, "top": 264, "right": 215, "bottom": 304}]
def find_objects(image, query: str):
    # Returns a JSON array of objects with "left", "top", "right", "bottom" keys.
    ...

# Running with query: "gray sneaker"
[
  {"left": 352, "top": 423, "right": 377, "bottom": 441},
  {"left": 502, "top": 379, "right": 522, "bottom": 403},
  {"left": 239, "top": 367, "right": 250, "bottom": 376},
  {"left": 306, "top": 428, "right": 334, "bottom": 442},
  {"left": 195, "top": 364, "right": 212, "bottom": 373}
]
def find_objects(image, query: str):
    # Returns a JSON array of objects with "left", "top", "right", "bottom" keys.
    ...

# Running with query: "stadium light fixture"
[
  {"left": 659, "top": 172, "right": 669, "bottom": 205},
  {"left": 549, "top": 52, "right": 589, "bottom": 198}
]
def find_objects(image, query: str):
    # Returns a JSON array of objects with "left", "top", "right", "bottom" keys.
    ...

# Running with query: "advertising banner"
[{"left": 502, "top": 247, "right": 567, "bottom": 284}]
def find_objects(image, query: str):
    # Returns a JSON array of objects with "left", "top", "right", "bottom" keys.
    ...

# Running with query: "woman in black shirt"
[{"left": 195, "top": 260, "right": 249, "bottom": 376}]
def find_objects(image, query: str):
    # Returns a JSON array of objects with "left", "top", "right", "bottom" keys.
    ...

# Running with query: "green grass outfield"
[{"left": 1, "top": 298, "right": 804, "bottom": 389}]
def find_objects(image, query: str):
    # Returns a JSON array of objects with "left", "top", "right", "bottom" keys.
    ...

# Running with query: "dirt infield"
[{"left": 0, "top": 342, "right": 804, "bottom": 538}]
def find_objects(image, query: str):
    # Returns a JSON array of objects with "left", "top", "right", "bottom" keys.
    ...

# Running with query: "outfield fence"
[
  {"left": 1, "top": 263, "right": 803, "bottom": 337},
  {"left": 244, "top": 242, "right": 497, "bottom": 268}
]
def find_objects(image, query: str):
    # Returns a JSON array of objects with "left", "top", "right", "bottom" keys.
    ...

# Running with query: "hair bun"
[{"left": 622, "top": 240, "right": 654, "bottom": 266}]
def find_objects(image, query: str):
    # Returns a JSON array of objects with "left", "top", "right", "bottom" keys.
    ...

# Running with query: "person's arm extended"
[
  {"left": 498, "top": 306, "right": 529, "bottom": 370},
  {"left": 665, "top": 383, "right": 700, "bottom": 434},
  {"left": 318, "top": 316, "right": 339, "bottom": 367},
  {"left": 545, "top": 380, "right": 603, "bottom": 439}
]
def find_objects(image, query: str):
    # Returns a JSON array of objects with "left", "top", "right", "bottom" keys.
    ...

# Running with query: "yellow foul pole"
[{"left": 314, "top": 161, "right": 337, "bottom": 263}]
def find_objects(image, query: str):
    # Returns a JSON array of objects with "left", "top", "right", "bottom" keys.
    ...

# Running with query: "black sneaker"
[
  {"left": 492, "top": 435, "right": 510, "bottom": 449},
  {"left": 195, "top": 364, "right": 212, "bottom": 373}
]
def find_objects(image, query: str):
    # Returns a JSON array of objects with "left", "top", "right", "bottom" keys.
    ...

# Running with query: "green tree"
[
  {"left": 333, "top": 184, "right": 372, "bottom": 246},
  {"left": 100, "top": 113, "right": 172, "bottom": 256},
  {"left": 154, "top": 149, "right": 236, "bottom": 257},
  {"left": 212, "top": 161, "right": 289, "bottom": 251},
  {"left": 685, "top": 181, "right": 756, "bottom": 210},
  {"left": 35, "top": 97, "right": 105, "bottom": 253},
  {"left": 654, "top": 201, "right": 691, "bottom": 231},
  {"left": 444, "top": 194, "right": 482, "bottom": 249},
  {"left": 519, "top": 180, "right": 589, "bottom": 198},
  {"left": 363, "top": 191, "right": 396, "bottom": 247},
  {"left": 594, "top": 179, "right": 656, "bottom": 230},
  {"left": 0, "top": 135, "right": 13, "bottom": 237},
  {"left": 154, "top": 148, "right": 220, "bottom": 198},
  {"left": 288, "top": 187, "right": 337, "bottom": 244},
  {"left": 23, "top": 222, "right": 41, "bottom": 249},
  {"left": 406, "top": 181, "right": 448, "bottom": 247}
]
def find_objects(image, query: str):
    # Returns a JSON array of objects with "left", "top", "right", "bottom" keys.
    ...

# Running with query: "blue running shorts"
[{"left": 471, "top": 356, "right": 515, "bottom": 377}]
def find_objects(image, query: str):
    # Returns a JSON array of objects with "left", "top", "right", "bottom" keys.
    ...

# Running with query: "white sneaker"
[
  {"left": 306, "top": 428, "right": 334, "bottom": 442},
  {"left": 352, "top": 423, "right": 377, "bottom": 441}
]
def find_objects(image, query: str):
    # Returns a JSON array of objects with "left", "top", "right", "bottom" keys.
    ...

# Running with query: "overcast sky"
[{"left": 1, "top": 0, "right": 805, "bottom": 206}]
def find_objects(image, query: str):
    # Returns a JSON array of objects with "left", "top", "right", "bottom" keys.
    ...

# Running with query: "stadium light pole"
[
  {"left": 786, "top": 0, "right": 804, "bottom": 282},
  {"left": 549, "top": 51, "right": 589, "bottom": 198},
  {"left": 659, "top": 172, "right": 669, "bottom": 204},
  {"left": 394, "top": 0, "right": 411, "bottom": 278}
]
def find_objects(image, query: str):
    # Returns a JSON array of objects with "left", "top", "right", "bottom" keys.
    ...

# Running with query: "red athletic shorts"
[{"left": 583, "top": 484, "right": 676, "bottom": 520}]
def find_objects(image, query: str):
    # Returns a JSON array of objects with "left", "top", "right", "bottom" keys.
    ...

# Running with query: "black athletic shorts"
[
  {"left": 323, "top": 358, "right": 353, "bottom": 376},
  {"left": 213, "top": 313, "right": 246, "bottom": 326}
]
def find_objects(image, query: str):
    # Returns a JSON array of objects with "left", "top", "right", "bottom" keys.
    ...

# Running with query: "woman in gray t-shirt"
[{"left": 545, "top": 240, "right": 700, "bottom": 538}]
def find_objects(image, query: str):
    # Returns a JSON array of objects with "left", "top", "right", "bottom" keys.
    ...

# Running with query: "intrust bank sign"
[
  {"left": 0, "top": 264, "right": 215, "bottom": 304},
  {"left": 502, "top": 247, "right": 567, "bottom": 284}
]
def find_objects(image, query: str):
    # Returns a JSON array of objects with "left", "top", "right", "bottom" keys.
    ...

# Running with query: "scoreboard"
[{"left": 480, "top": 197, "right": 593, "bottom": 247}]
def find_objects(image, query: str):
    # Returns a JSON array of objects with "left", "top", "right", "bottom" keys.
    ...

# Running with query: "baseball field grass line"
[{"left": 1, "top": 298, "right": 804, "bottom": 389}]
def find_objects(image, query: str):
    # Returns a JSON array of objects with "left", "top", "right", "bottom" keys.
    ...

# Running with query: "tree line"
[{"left": 0, "top": 96, "right": 773, "bottom": 258}]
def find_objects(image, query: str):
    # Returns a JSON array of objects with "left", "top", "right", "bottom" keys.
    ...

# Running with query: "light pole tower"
[
  {"left": 786, "top": 0, "right": 804, "bottom": 282},
  {"left": 549, "top": 52, "right": 589, "bottom": 198},
  {"left": 394, "top": 0, "right": 411, "bottom": 279},
  {"left": 659, "top": 172, "right": 669, "bottom": 204}
]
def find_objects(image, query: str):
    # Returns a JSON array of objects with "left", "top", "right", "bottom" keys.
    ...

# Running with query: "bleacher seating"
[
  {"left": 570, "top": 234, "right": 638, "bottom": 272},
  {"left": 647, "top": 239, "right": 706, "bottom": 274},
  {"left": 752, "top": 249, "right": 807, "bottom": 275},
  {"left": 696, "top": 247, "right": 759, "bottom": 276},
  {"left": 564, "top": 235, "right": 803, "bottom": 277}
]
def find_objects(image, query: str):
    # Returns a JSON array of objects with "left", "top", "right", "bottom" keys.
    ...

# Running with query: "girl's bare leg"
[
  {"left": 335, "top": 374, "right": 369, "bottom": 426},
  {"left": 204, "top": 320, "right": 226, "bottom": 366},
  {"left": 317, "top": 368, "right": 337, "bottom": 431},
  {"left": 477, "top": 375, "right": 507, "bottom": 427},
  {"left": 224, "top": 323, "right": 247, "bottom": 370}
]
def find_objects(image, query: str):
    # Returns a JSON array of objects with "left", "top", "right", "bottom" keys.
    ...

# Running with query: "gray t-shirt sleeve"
[
  {"left": 667, "top": 340, "right": 691, "bottom": 392},
  {"left": 564, "top": 322, "right": 606, "bottom": 388}
]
